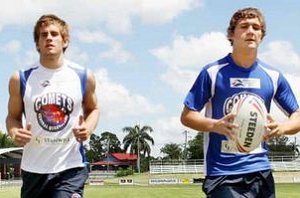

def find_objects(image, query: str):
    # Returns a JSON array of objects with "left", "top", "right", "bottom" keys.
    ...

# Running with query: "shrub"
[{"left": 116, "top": 168, "right": 134, "bottom": 177}]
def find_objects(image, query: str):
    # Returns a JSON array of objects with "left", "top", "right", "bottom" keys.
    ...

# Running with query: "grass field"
[
  {"left": 1, "top": 183, "right": 300, "bottom": 198},
  {"left": 1, "top": 172, "right": 300, "bottom": 197}
]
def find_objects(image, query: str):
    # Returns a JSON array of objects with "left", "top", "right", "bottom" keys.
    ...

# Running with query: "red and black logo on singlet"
[{"left": 34, "top": 92, "right": 74, "bottom": 132}]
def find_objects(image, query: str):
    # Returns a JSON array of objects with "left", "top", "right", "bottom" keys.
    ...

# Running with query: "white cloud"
[
  {"left": 14, "top": 49, "right": 39, "bottom": 68},
  {"left": 99, "top": 44, "right": 133, "bottom": 64},
  {"left": 260, "top": 41, "right": 300, "bottom": 74},
  {"left": 77, "top": 30, "right": 116, "bottom": 44},
  {"left": 151, "top": 32, "right": 231, "bottom": 93},
  {"left": 66, "top": 46, "right": 89, "bottom": 64},
  {"left": 269, "top": 73, "right": 300, "bottom": 121},
  {"left": 269, "top": 73, "right": 300, "bottom": 144},
  {"left": 140, "top": 0, "right": 203, "bottom": 24},
  {"left": 259, "top": 41, "right": 300, "bottom": 123},
  {"left": 0, "top": 2, "right": 36, "bottom": 29},
  {"left": 151, "top": 116, "right": 197, "bottom": 157},
  {"left": 285, "top": 74, "right": 300, "bottom": 104},
  {"left": 95, "top": 68, "right": 164, "bottom": 119},
  {"left": 1, "top": 40, "right": 21, "bottom": 54},
  {"left": 0, "top": 0, "right": 202, "bottom": 34},
  {"left": 161, "top": 67, "right": 197, "bottom": 94},
  {"left": 77, "top": 30, "right": 133, "bottom": 63},
  {"left": 0, "top": 123, "right": 6, "bottom": 133},
  {"left": 152, "top": 32, "right": 231, "bottom": 68}
]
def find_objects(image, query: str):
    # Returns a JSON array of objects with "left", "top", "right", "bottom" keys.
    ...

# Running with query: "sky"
[{"left": 0, "top": 0, "right": 300, "bottom": 157}]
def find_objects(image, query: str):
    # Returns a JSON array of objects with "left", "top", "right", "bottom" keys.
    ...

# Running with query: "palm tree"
[
  {"left": 122, "top": 124, "right": 154, "bottom": 173},
  {"left": 160, "top": 143, "right": 183, "bottom": 160}
]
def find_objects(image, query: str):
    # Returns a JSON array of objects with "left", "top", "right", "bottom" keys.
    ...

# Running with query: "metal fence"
[
  {"left": 150, "top": 159, "right": 204, "bottom": 174},
  {"left": 0, "top": 178, "right": 21, "bottom": 192},
  {"left": 150, "top": 157, "right": 300, "bottom": 174}
]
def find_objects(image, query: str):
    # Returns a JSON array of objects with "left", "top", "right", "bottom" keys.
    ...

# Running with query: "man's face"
[
  {"left": 229, "top": 17, "right": 263, "bottom": 50},
  {"left": 37, "top": 23, "right": 68, "bottom": 56}
]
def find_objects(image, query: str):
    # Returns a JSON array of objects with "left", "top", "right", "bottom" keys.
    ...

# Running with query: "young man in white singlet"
[{"left": 6, "top": 14, "right": 100, "bottom": 198}]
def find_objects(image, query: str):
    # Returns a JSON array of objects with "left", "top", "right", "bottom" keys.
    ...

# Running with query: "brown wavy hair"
[
  {"left": 227, "top": 7, "right": 266, "bottom": 45},
  {"left": 33, "top": 14, "right": 70, "bottom": 52}
]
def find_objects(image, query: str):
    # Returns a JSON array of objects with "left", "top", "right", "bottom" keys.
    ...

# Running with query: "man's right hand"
[{"left": 12, "top": 123, "right": 32, "bottom": 146}]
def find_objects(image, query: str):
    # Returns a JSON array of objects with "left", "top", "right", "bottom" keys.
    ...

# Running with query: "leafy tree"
[
  {"left": 99, "top": 131, "right": 122, "bottom": 156},
  {"left": 187, "top": 133, "right": 204, "bottom": 159},
  {"left": 268, "top": 136, "right": 297, "bottom": 159},
  {"left": 289, "top": 137, "right": 300, "bottom": 157},
  {"left": 140, "top": 155, "right": 156, "bottom": 172},
  {"left": 0, "top": 131, "right": 14, "bottom": 148},
  {"left": 160, "top": 143, "right": 183, "bottom": 160},
  {"left": 86, "top": 133, "right": 104, "bottom": 162}
]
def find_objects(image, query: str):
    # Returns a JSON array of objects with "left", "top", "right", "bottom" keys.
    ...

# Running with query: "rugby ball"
[{"left": 231, "top": 95, "right": 267, "bottom": 153}]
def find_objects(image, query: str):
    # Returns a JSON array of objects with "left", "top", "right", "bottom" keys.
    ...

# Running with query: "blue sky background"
[{"left": 1, "top": 0, "right": 300, "bottom": 156}]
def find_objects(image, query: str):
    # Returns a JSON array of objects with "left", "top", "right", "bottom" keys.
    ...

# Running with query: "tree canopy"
[{"left": 122, "top": 124, "right": 154, "bottom": 157}]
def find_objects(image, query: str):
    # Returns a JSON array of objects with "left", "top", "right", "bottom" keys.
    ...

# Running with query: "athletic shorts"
[
  {"left": 21, "top": 166, "right": 88, "bottom": 198},
  {"left": 202, "top": 169, "right": 275, "bottom": 198}
]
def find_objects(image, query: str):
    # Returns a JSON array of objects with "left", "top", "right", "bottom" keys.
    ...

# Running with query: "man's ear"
[
  {"left": 36, "top": 44, "right": 40, "bottom": 52},
  {"left": 63, "top": 40, "right": 69, "bottom": 49},
  {"left": 227, "top": 32, "right": 235, "bottom": 46},
  {"left": 227, "top": 32, "right": 233, "bottom": 40}
]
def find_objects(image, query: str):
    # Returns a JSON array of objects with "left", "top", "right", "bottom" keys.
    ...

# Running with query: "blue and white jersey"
[
  {"left": 184, "top": 53, "right": 299, "bottom": 176},
  {"left": 19, "top": 60, "right": 87, "bottom": 174}
]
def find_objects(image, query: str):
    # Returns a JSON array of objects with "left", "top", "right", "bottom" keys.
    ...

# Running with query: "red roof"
[
  {"left": 112, "top": 153, "right": 137, "bottom": 161},
  {"left": 91, "top": 161, "right": 123, "bottom": 166},
  {"left": 90, "top": 153, "right": 137, "bottom": 166}
]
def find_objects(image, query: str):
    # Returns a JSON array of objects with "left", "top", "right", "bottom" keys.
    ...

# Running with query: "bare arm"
[
  {"left": 73, "top": 70, "right": 100, "bottom": 142},
  {"left": 6, "top": 72, "right": 32, "bottom": 146},
  {"left": 265, "top": 110, "right": 300, "bottom": 139},
  {"left": 180, "top": 106, "right": 237, "bottom": 140}
]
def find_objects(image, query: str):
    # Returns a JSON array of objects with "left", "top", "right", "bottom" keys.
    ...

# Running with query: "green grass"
[
  {"left": 1, "top": 172, "right": 300, "bottom": 198},
  {"left": 85, "top": 185, "right": 202, "bottom": 198},
  {"left": 276, "top": 183, "right": 300, "bottom": 198},
  {"left": 1, "top": 183, "right": 300, "bottom": 198}
]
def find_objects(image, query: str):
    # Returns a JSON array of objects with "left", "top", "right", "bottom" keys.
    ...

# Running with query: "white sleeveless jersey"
[{"left": 19, "top": 60, "right": 87, "bottom": 173}]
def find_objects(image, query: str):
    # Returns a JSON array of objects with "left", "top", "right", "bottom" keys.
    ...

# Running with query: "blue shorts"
[
  {"left": 202, "top": 170, "right": 275, "bottom": 198},
  {"left": 21, "top": 167, "right": 88, "bottom": 198}
]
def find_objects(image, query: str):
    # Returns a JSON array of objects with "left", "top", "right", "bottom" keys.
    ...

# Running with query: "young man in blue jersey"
[
  {"left": 6, "top": 14, "right": 100, "bottom": 198},
  {"left": 181, "top": 7, "right": 300, "bottom": 198}
]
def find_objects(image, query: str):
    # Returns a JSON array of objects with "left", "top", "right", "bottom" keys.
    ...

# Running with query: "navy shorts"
[
  {"left": 202, "top": 170, "right": 275, "bottom": 198},
  {"left": 21, "top": 167, "right": 88, "bottom": 198}
]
